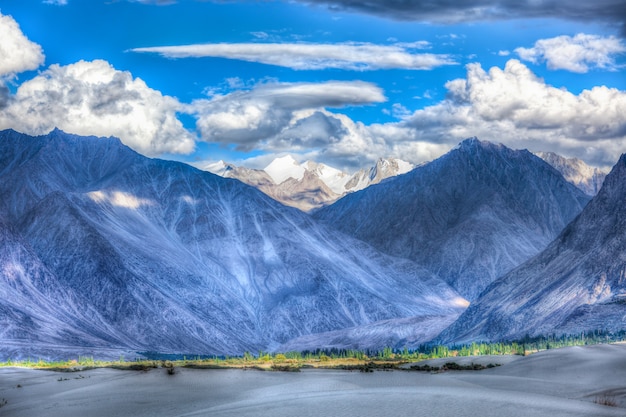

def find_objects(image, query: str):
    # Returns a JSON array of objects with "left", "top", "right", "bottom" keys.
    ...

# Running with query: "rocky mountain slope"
[
  {"left": 315, "top": 138, "right": 591, "bottom": 301},
  {"left": 535, "top": 151, "right": 607, "bottom": 196},
  {"left": 0, "top": 129, "right": 464, "bottom": 358},
  {"left": 438, "top": 154, "right": 626, "bottom": 343},
  {"left": 202, "top": 156, "right": 413, "bottom": 212}
]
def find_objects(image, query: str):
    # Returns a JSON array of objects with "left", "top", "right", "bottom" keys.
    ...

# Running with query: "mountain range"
[
  {"left": 314, "top": 138, "right": 591, "bottom": 301},
  {"left": 438, "top": 153, "right": 626, "bottom": 343},
  {"left": 202, "top": 155, "right": 414, "bottom": 212},
  {"left": 0, "top": 128, "right": 623, "bottom": 359},
  {"left": 0, "top": 129, "right": 461, "bottom": 358},
  {"left": 535, "top": 151, "right": 607, "bottom": 196}
]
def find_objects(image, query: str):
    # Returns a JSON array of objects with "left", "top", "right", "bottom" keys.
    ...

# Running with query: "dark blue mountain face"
[
  {"left": 0, "top": 129, "right": 464, "bottom": 358},
  {"left": 437, "top": 154, "right": 626, "bottom": 344},
  {"left": 315, "top": 138, "right": 591, "bottom": 301}
]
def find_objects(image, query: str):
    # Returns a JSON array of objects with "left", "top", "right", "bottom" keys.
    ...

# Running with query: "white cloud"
[
  {"left": 497, "top": 50, "right": 510, "bottom": 56},
  {"left": 0, "top": 59, "right": 195, "bottom": 156},
  {"left": 515, "top": 33, "right": 626, "bottom": 73},
  {"left": 0, "top": 12, "right": 45, "bottom": 79},
  {"left": 132, "top": 42, "right": 456, "bottom": 71},
  {"left": 190, "top": 80, "right": 385, "bottom": 149},
  {"left": 400, "top": 59, "right": 626, "bottom": 167},
  {"left": 43, "top": 0, "right": 68, "bottom": 5},
  {"left": 189, "top": 60, "right": 626, "bottom": 170}
]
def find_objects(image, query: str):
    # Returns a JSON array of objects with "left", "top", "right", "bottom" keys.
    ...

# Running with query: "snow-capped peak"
[
  {"left": 302, "top": 160, "right": 351, "bottom": 195},
  {"left": 202, "top": 160, "right": 234, "bottom": 176},
  {"left": 264, "top": 155, "right": 305, "bottom": 184}
]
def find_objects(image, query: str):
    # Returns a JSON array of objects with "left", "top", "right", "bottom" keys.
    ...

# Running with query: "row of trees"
[{"left": 254, "top": 329, "right": 626, "bottom": 362}]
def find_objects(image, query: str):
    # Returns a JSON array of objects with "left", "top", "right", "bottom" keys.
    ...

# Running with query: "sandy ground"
[{"left": 0, "top": 343, "right": 624, "bottom": 417}]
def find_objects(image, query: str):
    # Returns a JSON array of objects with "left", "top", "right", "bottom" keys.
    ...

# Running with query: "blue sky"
[{"left": 0, "top": 0, "right": 625, "bottom": 171}]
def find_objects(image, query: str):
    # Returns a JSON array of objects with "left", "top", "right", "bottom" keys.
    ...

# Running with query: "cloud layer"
[
  {"left": 191, "top": 58, "right": 626, "bottom": 170},
  {"left": 301, "top": 0, "right": 626, "bottom": 34},
  {"left": 0, "top": 59, "right": 195, "bottom": 155},
  {"left": 2, "top": 9, "right": 625, "bottom": 171},
  {"left": 516, "top": 34, "right": 626, "bottom": 73},
  {"left": 190, "top": 81, "right": 385, "bottom": 151},
  {"left": 133, "top": 42, "right": 456, "bottom": 71}
]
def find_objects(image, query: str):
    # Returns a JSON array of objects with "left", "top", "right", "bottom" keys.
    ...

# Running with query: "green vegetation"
[{"left": 1, "top": 330, "right": 624, "bottom": 372}]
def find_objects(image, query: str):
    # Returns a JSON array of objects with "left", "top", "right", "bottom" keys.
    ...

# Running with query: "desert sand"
[{"left": 0, "top": 343, "right": 624, "bottom": 416}]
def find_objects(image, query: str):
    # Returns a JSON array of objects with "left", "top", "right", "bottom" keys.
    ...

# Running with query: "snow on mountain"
[
  {"left": 0, "top": 129, "right": 465, "bottom": 358},
  {"left": 202, "top": 155, "right": 414, "bottom": 212},
  {"left": 345, "top": 158, "right": 415, "bottom": 193},
  {"left": 315, "top": 138, "right": 591, "bottom": 301},
  {"left": 438, "top": 153, "right": 626, "bottom": 344},
  {"left": 264, "top": 155, "right": 306, "bottom": 184},
  {"left": 203, "top": 160, "right": 233, "bottom": 177},
  {"left": 301, "top": 160, "right": 352, "bottom": 195},
  {"left": 535, "top": 151, "right": 607, "bottom": 196}
]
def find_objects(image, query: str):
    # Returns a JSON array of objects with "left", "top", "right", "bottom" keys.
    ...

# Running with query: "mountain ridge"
[
  {"left": 535, "top": 151, "right": 607, "bottom": 196},
  {"left": 202, "top": 155, "right": 414, "bottom": 212},
  {"left": 314, "top": 137, "right": 591, "bottom": 301},
  {"left": 0, "top": 128, "right": 464, "bottom": 358},
  {"left": 437, "top": 153, "right": 626, "bottom": 343}
]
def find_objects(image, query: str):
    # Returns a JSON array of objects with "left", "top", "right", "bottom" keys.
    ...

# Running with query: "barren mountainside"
[
  {"left": 437, "top": 153, "right": 626, "bottom": 343},
  {"left": 315, "top": 138, "right": 591, "bottom": 301},
  {"left": 0, "top": 129, "right": 464, "bottom": 358},
  {"left": 535, "top": 151, "right": 607, "bottom": 196}
]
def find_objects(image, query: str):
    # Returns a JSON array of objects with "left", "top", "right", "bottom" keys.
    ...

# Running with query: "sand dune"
[{"left": 0, "top": 343, "right": 624, "bottom": 416}]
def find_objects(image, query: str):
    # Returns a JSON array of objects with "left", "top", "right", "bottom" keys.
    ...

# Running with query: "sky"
[{"left": 0, "top": 0, "right": 625, "bottom": 172}]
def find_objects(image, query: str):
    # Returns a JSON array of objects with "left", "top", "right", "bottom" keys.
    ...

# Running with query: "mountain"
[
  {"left": 345, "top": 158, "right": 415, "bottom": 191},
  {"left": 202, "top": 156, "right": 413, "bottom": 212},
  {"left": 278, "top": 314, "right": 460, "bottom": 352},
  {"left": 315, "top": 138, "right": 591, "bottom": 301},
  {"left": 535, "top": 151, "right": 607, "bottom": 196},
  {"left": 0, "top": 216, "right": 119, "bottom": 359},
  {"left": 0, "top": 129, "right": 464, "bottom": 358},
  {"left": 438, "top": 154, "right": 626, "bottom": 343}
]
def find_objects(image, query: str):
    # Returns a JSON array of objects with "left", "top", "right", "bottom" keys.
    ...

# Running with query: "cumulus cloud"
[
  {"left": 0, "top": 59, "right": 195, "bottom": 155},
  {"left": 190, "top": 80, "right": 385, "bottom": 149},
  {"left": 515, "top": 34, "right": 626, "bottom": 73},
  {"left": 400, "top": 59, "right": 626, "bottom": 167},
  {"left": 0, "top": 12, "right": 45, "bottom": 79},
  {"left": 132, "top": 42, "right": 456, "bottom": 71},
  {"left": 43, "top": 0, "right": 68, "bottom": 5}
]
